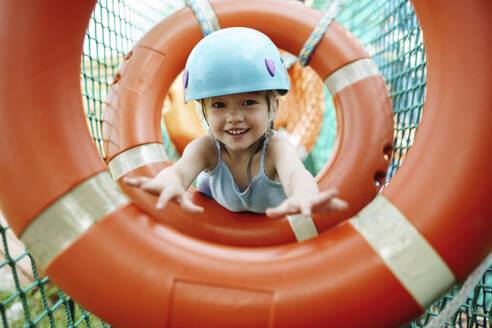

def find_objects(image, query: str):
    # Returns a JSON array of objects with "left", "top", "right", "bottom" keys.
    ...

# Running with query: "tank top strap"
[
  {"left": 211, "top": 134, "right": 222, "bottom": 162},
  {"left": 260, "top": 134, "right": 271, "bottom": 172}
]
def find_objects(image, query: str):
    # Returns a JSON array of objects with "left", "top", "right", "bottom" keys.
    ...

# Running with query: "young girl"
[{"left": 124, "top": 27, "right": 347, "bottom": 218}]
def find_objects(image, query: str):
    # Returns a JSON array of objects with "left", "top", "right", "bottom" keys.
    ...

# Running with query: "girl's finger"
[
  {"left": 180, "top": 196, "right": 204, "bottom": 214},
  {"left": 313, "top": 196, "right": 348, "bottom": 214},
  {"left": 316, "top": 189, "right": 339, "bottom": 203},
  {"left": 266, "top": 200, "right": 300, "bottom": 218},
  {"left": 328, "top": 198, "right": 349, "bottom": 211},
  {"left": 123, "top": 176, "right": 152, "bottom": 187},
  {"left": 141, "top": 183, "right": 162, "bottom": 195},
  {"left": 156, "top": 188, "right": 177, "bottom": 209},
  {"left": 300, "top": 203, "right": 312, "bottom": 216},
  {"left": 266, "top": 201, "right": 290, "bottom": 218}
]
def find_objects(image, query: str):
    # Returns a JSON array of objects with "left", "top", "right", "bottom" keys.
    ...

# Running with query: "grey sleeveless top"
[{"left": 196, "top": 136, "right": 287, "bottom": 213}]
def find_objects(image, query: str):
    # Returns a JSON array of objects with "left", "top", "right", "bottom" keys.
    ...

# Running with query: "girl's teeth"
[{"left": 228, "top": 129, "right": 246, "bottom": 135}]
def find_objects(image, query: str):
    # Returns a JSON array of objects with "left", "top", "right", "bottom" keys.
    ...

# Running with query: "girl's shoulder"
[
  {"left": 191, "top": 134, "right": 218, "bottom": 171},
  {"left": 264, "top": 132, "right": 293, "bottom": 179},
  {"left": 266, "top": 132, "right": 293, "bottom": 153},
  {"left": 193, "top": 133, "right": 217, "bottom": 148},
  {"left": 265, "top": 132, "right": 300, "bottom": 165}
]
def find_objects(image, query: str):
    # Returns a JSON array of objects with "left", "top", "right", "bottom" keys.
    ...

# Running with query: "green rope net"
[{"left": 0, "top": 0, "right": 490, "bottom": 327}]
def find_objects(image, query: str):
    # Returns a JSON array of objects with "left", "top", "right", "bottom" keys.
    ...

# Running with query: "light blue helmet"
[{"left": 183, "top": 27, "right": 290, "bottom": 103}]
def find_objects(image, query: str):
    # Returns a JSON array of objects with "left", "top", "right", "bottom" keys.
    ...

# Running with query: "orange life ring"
[
  {"left": 0, "top": 0, "right": 491, "bottom": 327},
  {"left": 103, "top": 1, "right": 394, "bottom": 246}
]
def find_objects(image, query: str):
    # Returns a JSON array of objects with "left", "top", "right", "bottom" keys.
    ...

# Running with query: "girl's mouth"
[{"left": 225, "top": 128, "right": 250, "bottom": 136}]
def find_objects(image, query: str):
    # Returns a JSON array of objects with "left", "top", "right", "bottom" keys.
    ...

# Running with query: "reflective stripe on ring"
[
  {"left": 186, "top": 0, "right": 221, "bottom": 36},
  {"left": 20, "top": 171, "right": 130, "bottom": 270},
  {"left": 324, "top": 58, "right": 381, "bottom": 96},
  {"left": 281, "top": 51, "right": 298, "bottom": 70},
  {"left": 287, "top": 214, "right": 319, "bottom": 242},
  {"left": 108, "top": 143, "right": 169, "bottom": 180},
  {"left": 349, "top": 194, "right": 456, "bottom": 308}
]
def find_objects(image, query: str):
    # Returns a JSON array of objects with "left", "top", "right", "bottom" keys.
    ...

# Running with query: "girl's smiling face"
[{"left": 204, "top": 91, "right": 274, "bottom": 153}]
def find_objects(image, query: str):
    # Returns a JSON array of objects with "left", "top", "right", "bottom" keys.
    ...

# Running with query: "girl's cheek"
[{"left": 207, "top": 117, "right": 221, "bottom": 128}]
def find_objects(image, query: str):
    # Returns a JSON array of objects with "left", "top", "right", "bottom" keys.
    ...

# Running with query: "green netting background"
[{"left": 0, "top": 0, "right": 490, "bottom": 327}]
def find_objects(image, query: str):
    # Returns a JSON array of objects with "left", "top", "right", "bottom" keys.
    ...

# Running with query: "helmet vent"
[
  {"left": 183, "top": 70, "right": 189, "bottom": 88},
  {"left": 265, "top": 58, "right": 276, "bottom": 77}
]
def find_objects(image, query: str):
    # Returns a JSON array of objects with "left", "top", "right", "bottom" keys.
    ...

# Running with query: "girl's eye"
[
  {"left": 243, "top": 100, "right": 257, "bottom": 106},
  {"left": 212, "top": 101, "right": 226, "bottom": 109}
]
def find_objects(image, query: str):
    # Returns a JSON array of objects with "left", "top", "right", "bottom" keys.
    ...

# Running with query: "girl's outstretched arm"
[
  {"left": 265, "top": 134, "right": 348, "bottom": 218},
  {"left": 124, "top": 135, "right": 215, "bottom": 214}
]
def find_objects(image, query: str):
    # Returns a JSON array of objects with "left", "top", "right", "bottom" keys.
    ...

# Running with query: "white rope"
[{"left": 424, "top": 251, "right": 492, "bottom": 328}]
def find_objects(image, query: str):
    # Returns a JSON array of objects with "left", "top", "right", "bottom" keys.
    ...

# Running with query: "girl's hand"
[
  {"left": 123, "top": 175, "right": 204, "bottom": 214},
  {"left": 265, "top": 188, "right": 348, "bottom": 218}
]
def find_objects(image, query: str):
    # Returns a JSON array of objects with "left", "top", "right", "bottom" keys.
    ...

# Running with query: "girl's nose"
[{"left": 226, "top": 108, "right": 244, "bottom": 122}]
